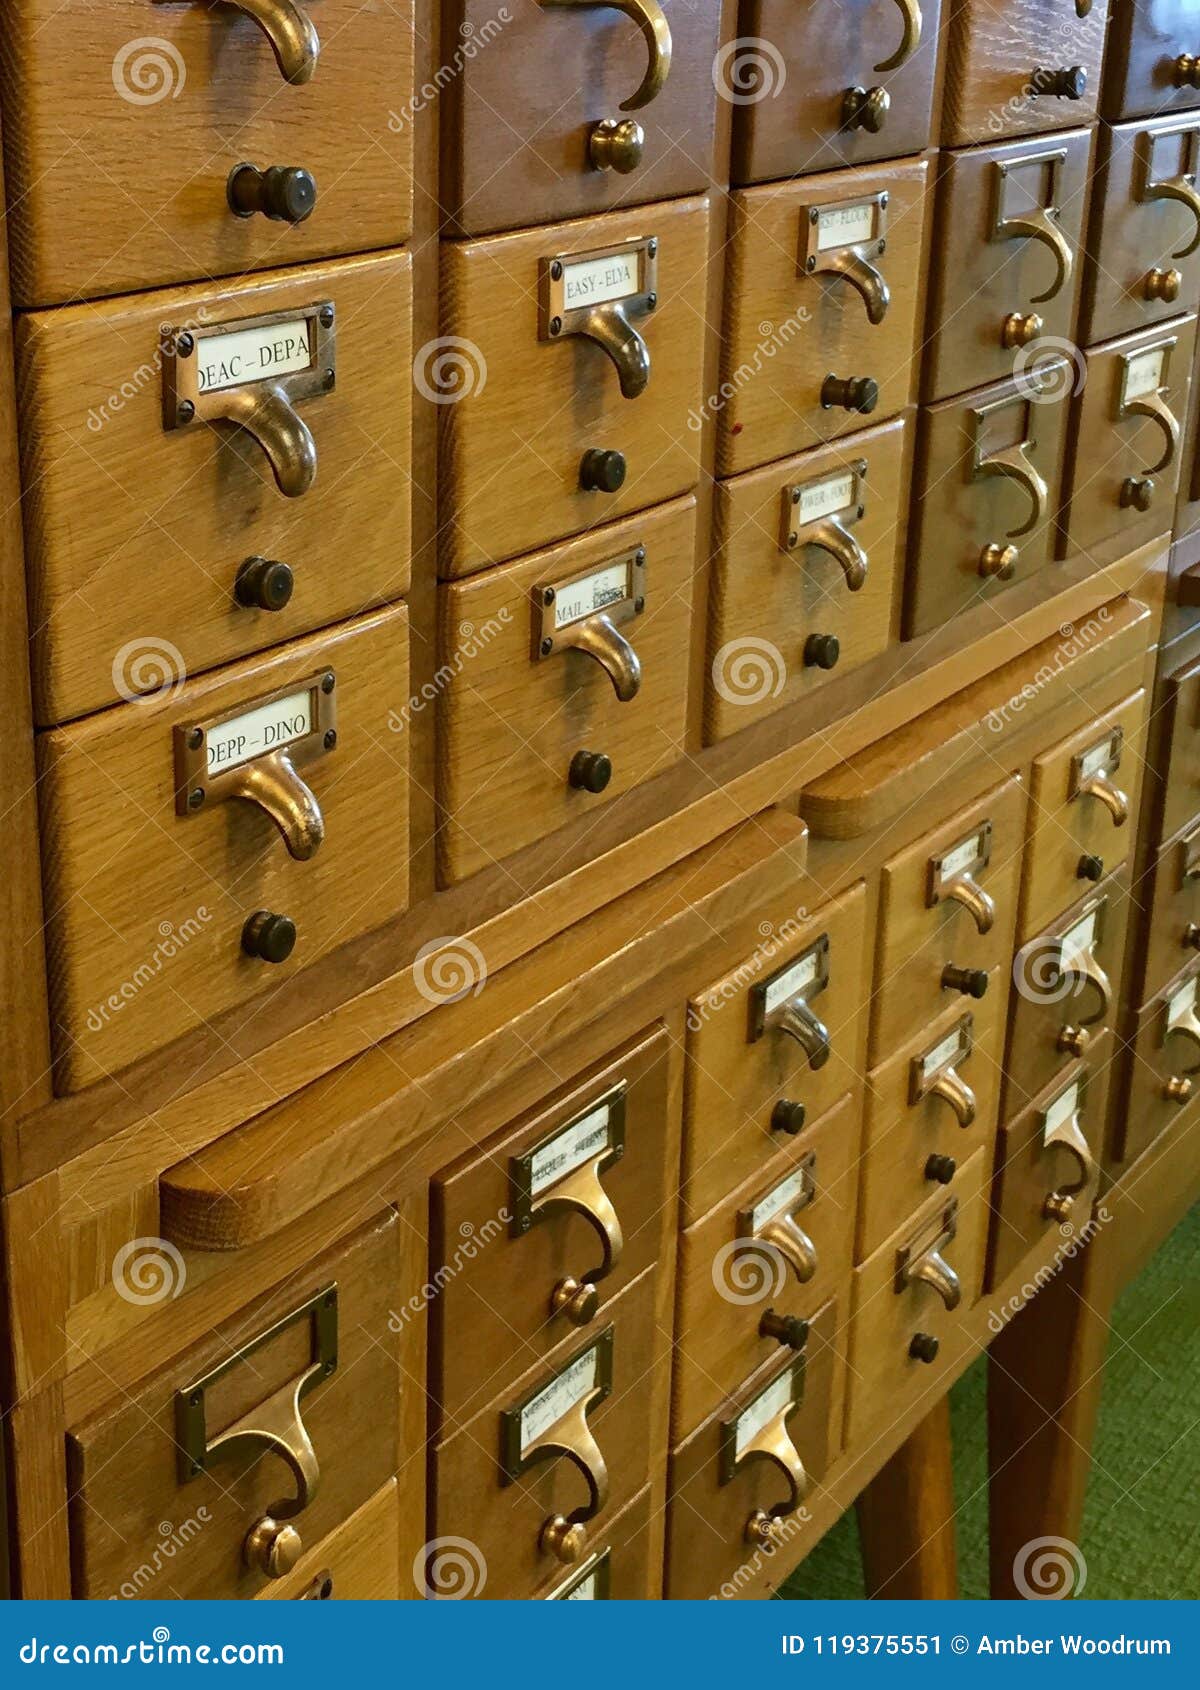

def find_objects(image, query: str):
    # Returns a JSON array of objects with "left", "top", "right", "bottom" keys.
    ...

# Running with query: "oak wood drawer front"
[
  {"left": 441, "top": 0, "right": 720, "bottom": 235},
  {"left": 719, "top": 159, "right": 928, "bottom": 477},
  {"left": 1005, "top": 872, "right": 1131, "bottom": 1118},
  {"left": 1102, "top": 0, "right": 1200, "bottom": 122},
  {"left": 18, "top": 253, "right": 413, "bottom": 726},
  {"left": 845, "top": 1147, "right": 987, "bottom": 1445},
  {"left": 986, "top": 1049, "right": 1107, "bottom": 1291},
  {"left": 1141, "top": 819, "right": 1200, "bottom": 1003},
  {"left": 673, "top": 1093, "right": 857, "bottom": 1440},
  {"left": 538, "top": 1484, "right": 659, "bottom": 1600},
  {"left": 436, "top": 498, "right": 693, "bottom": 885},
  {"left": 664, "top": 1298, "right": 843, "bottom": 1600},
  {"left": 430, "top": 1266, "right": 666, "bottom": 1599},
  {"left": 707, "top": 417, "right": 909, "bottom": 741},
  {"left": 439, "top": 196, "right": 710, "bottom": 576},
  {"left": 1160, "top": 649, "right": 1200, "bottom": 842},
  {"left": 941, "top": 0, "right": 1111, "bottom": 148},
  {"left": 906, "top": 364, "right": 1073, "bottom": 636},
  {"left": 258, "top": 1483, "right": 403, "bottom": 1601},
  {"left": 859, "top": 978, "right": 1005, "bottom": 1261},
  {"left": 0, "top": 2, "right": 415, "bottom": 307},
  {"left": 68, "top": 1216, "right": 414, "bottom": 1600},
  {"left": 39, "top": 605, "right": 410, "bottom": 1092},
  {"left": 683, "top": 882, "right": 870, "bottom": 1224},
  {"left": 1082, "top": 116, "right": 1200, "bottom": 345},
  {"left": 873, "top": 778, "right": 1026, "bottom": 1063},
  {"left": 730, "top": 0, "right": 944, "bottom": 185},
  {"left": 1061, "top": 314, "right": 1198, "bottom": 557},
  {"left": 1020, "top": 690, "right": 1147, "bottom": 940},
  {"left": 431, "top": 1026, "right": 674, "bottom": 1432},
  {"left": 923, "top": 128, "right": 1092, "bottom": 403},
  {"left": 1117, "top": 958, "right": 1200, "bottom": 1162}
]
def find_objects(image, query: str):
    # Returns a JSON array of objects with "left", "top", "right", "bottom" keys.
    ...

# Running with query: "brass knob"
[
  {"left": 771, "top": 1099, "right": 807, "bottom": 1136},
  {"left": 1144, "top": 267, "right": 1183, "bottom": 303},
  {"left": 1164, "top": 1076, "right": 1194, "bottom": 1104},
  {"left": 1173, "top": 53, "right": 1200, "bottom": 88},
  {"left": 803, "top": 633, "right": 840, "bottom": 671},
  {"left": 842, "top": 84, "right": 890, "bottom": 132},
  {"left": 227, "top": 162, "right": 317, "bottom": 223},
  {"left": 1120, "top": 474, "right": 1156, "bottom": 511},
  {"left": 568, "top": 749, "right": 613, "bottom": 793},
  {"left": 588, "top": 117, "right": 644, "bottom": 174},
  {"left": 744, "top": 1510, "right": 783, "bottom": 1547},
  {"left": 941, "top": 964, "right": 989, "bottom": 999},
  {"left": 1077, "top": 853, "right": 1104, "bottom": 882},
  {"left": 578, "top": 448, "right": 626, "bottom": 493},
  {"left": 924, "top": 1153, "right": 956, "bottom": 1185},
  {"left": 540, "top": 1515, "right": 588, "bottom": 1565},
  {"left": 235, "top": 555, "right": 294, "bottom": 612},
  {"left": 1058, "top": 1025, "right": 1089, "bottom": 1058},
  {"left": 821, "top": 374, "right": 879, "bottom": 414},
  {"left": 979, "top": 542, "right": 1019, "bottom": 580},
  {"left": 909, "top": 1332, "right": 940, "bottom": 1364},
  {"left": 1001, "top": 311, "right": 1044, "bottom": 349},
  {"left": 550, "top": 1276, "right": 599, "bottom": 1327},
  {"left": 242, "top": 910, "right": 297, "bottom": 964},
  {"left": 1183, "top": 923, "right": 1200, "bottom": 951},
  {"left": 1031, "top": 65, "right": 1087, "bottom": 99},
  {"left": 759, "top": 1310, "right": 810, "bottom": 1351},
  {"left": 244, "top": 1517, "right": 304, "bottom": 1580}
]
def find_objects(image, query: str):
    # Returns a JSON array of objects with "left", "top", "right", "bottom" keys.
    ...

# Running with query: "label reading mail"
[
  {"left": 1079, "top": 737, "right": 1117, "bottom": 781},
  {"left": 749, "top": 1166, "right": 810, "bottom": 1234},
  {"left": 197, "top": 317, "right": 314, "bottom": 395},
  {"left": 763, "top": 948, "right": 821, "bottom": 1019},
  {"left": 554, "top": 561, "right": 631, "bottom": 629},
  {"left": 206, "top": 688, "right": 313, "bottom": 776},
  {"left": 817, "top": 201, "right": 876, "bottom": 252},
  {"left": 1042, "top": 1079, "right": 1081, "bottom": 1144},
  {"left": 1125, "top": 346, "right": 1166, "bottom": 403},
  {"left": 562, "top": 249, "right": 640, "bottom": 310},
  {"left": 1062, "top": 909, "right": 1098, "bottom": 966},
  {"left": 520, "top": 1346, "right": 598, "bottom": 1454},
  {"left": 923, "top": 1025, "right": 966, "bottom": 1081},
  {"left": 1168, "top": 975, "right": 1198, "bottom": 1027},
  {"left": 735, "top": 1368, "right": 795, "bottom": 1461},
  {"left": 798, "top": 470, "right": 855, "bottom": 525},
  {"left": 530, "top": 1102, "right": 611, "bottom": 1199},
  {"left": 939, "top": 830, "right": 986, "bottom": 883}
]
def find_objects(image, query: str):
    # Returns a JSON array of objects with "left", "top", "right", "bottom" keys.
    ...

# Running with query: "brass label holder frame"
[
  {"left": 748, "top": 933, "right": 831, "bottom": 1061},
  {"left": 909, "top": 1013, "right": 976, "bottom": 1129},
  {"left": 779, "top": 459, "right": 869, "bottom": 591},
  {"left": 533, "top": 547, "right": 646, "bottom": 701},
  {"left": 990, "top": 146, "right": 1073, "bottom": 303},
  {"left": 718, "top": 1352, "right": 806, "bottom": 1489},
  {"left": 969, "top": 389, "right": 1048, "bottom": 546},
  {"left": 1135, "top": 120, "right": 1200, "bottom": 258},
  {"left": 539, "top": 236, "right": 658, "bottom": 399},
  {"left": 500, "top": 1330, "right": 614, "bottom": 1546},
  {"left": 1068, "top": 724, "right": 1129, "bottom": 827},
  {"left": 896, "top": 1198, "right": 961, "bottom": 1309},
  {"left": 799, "top": 193, "right": 890, "bottom": 324},
  {"left": 174, "top": 669, "right": 336, "bottom": 862},
  {"left": 1037, "top": 1068, "right": 1095, "bottom": 1221},
  {"left": 1161, "top": 963, "right": 1200, "bottom": 1070},
  {"left": 545, "top": 1548, "right": 613, "bottom": 1600},
  {"left": 1115, "top": 337, "right": 1181, "bottom": 480},
  {"left": 1179, "top": 820, "right": 1200, "bottom": 887},
  {"left": 737, "top": 1152, "right": 819, "bottom": 1286}
]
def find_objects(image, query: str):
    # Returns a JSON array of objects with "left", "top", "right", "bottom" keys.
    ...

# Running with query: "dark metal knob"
[
  {"left": 942, "top": 964, "right": 989, "bottom": 999},
  {"left": 1173, "top": 53, "right": 1200, "bottom": 88},
  {"left": 241, "top": 910, "right": 297, "bottom": 964},
  {"left": 1031, "top": 65, "right": 1087, "bottom": 99},
  {"left": 821, "top": 374, "right": 879, "bottom": 415},
  {"left": 771, "top": 1099, "right": 807, "bottom": 1136},
  {"left": 1076, "top": 853, "right": 1104, "bottom": 882},
  {"left": 909, "top": 1332, "right": 940, "bottom": 1364},
  {"left": 235, "top": 555, "right": 295, "bottom": 612},
  {"left": 579, "top": 448, "right": 627, "bottom": 493},
  {"left": 803, "top": 633, "right": 840, "bottom": 671},
  {"left": 568, "top": 749, "right": 612, "bottom": 793},
  {"left": 842, "top": 84, "right": 890, "bottom": 132},
  {"left": 228, "top": 163, "right": 317, "bottom": 223},
  {"left": 924, "top": 1154, "right": 957, "bottom": 1186},
  {"left": 759, "top": 1309, "right": 809, "bottom": 1351},
  {"left": 1120, "top": 475, "right": 1155, "bottom": 512},
  {"left": 588, "top": 117, "right": 645, "bottom": 174}
]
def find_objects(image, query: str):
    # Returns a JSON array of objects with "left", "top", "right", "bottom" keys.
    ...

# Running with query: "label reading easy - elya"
[
  {"left": 562, "top": 249, "right": 640, "bottom": 310},
  {"left": 529, "top": 1101, "right": 612, "bottom": 1198},
  {"left": 520, "top": 1346, "right": 599, "bottom": 1454},
  {"left": 196, "top": 317, "right": 315, "bottom": 395},
  {"left": 734, "top": 1367, "right": 796, "bottom": 1461},
  {"left": 554, "top": 561, "right": 631, "bottom": 630},
  {"left": 206, "top": 688, "right": 313, "bottom": 776}
]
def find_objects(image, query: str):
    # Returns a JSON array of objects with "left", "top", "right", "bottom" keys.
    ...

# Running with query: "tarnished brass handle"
[
  {"left": 757, "top": 1213, "right": 817, "bottom": 1284},
  {"left": 1076, "top": 770, "right": 1129, "bottom": 827},
  {"left": 741, "top": 1415, "right": 809, "bottom": 1547},
  {"left": 929, "top": 1065, "right": 976, "bottom": 1129},
  {"left": 531, "top": 1386, "right": 610, "bottom": 1562},
  {"left": 225, "top": 747, "right": 324, "bottom": 861},
  {"left": 220, "top": 385, "right": 318, "bottom": 498},
  {"left": 1058, "top": 949, "right": 1112, "bottom": 1025},
  {"left": 976, "top": 441, "right": 1047, "bottom": 541},
  {"left": 874, "top": 0, "right": 922, "bottom": 72},
  {"left": 568, "top": 612, "right": 642, "bottom": 701},
  {"left": 221, "top": 0, "right": 320, "bottom": 85},
  {"left": 902, "top": 1244, "right": 961, "bottom": 1310},
  {"left": 996, "top": 208, "right": 1073, "bottom": 304},
  {"left": 1042, "top": 1108, "right": 1095, "bottom": 1222},
  {"left": 533, "top": 1155, "right": 624, "bottom": 1286},
  {"left": 1126, "top": 390, "right": 1181, "bottom": 477},
  {"left": 579, "top": 302, "right": 651, "bottom": 399},
  {"left": 776, "top": 1000, "right": 832, "bottom": 1070},
  {"left": 942, "top": 872, "right": 995, "bottom": 934},
  {"left": 808, "top": 518, "right": 868, "bottom": 591},
  {"left": 541, "top": 0, "right": 672, "bottom": 111},
  {"left": 1143, "top": 172, "right": 1200, "bottom": 259},
  {"left": 210, "top": 1369, "right": 321, "bottom": 1580},
  {"left": 1166, "top": 1005, "right": 1200, "bottom": 1074},
  {"left": 821, "top": 248, "right": 890, "bottom": 325}
]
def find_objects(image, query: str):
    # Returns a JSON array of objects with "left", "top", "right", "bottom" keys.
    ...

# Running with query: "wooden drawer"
[
  {"left": 986, "top": 1050, "right": 1108, "bottom": 1291},
  {"left": 1116, "top": 959, "right": 1200, "bottom": 1162},
  {"left": 1102, "top": 0, "right": 1200, "bottom": 122},
  {"left": 1082, "top": 115, "right": 1200, "bottom": 345},
  {"left": 1160, "top": 649, "right": 1200, "bottom": 842},
  {"left": 430, "top": 1026, "right": 674, "bottom": 1431},
  {"left": 1004, "top": 872, "right": 1131, "bottom": 1117},
  {"left": 923, "top": 128, "right": 1092, "bottom": 403},
  {"left": 439, "top": 195, "right": 709, "bottom": 576},
  {"left": 429, "top": 1266, "right": 667, "bottom": 1599},
  {"left": 664, "top": 1298, "right": 844, "bottom": 1600},
  {"left": 674, "top": 1094, "right": 858, "bottom": 1440},
  {"left": 68, "top": 1215, "right": 418, "bottom": 1600},
  {"left": 440, "top": 0, "right": 720, "bottom": 235},
  {"left": 0, "top": 1, "right": 414, "bottom": 307},
  {"left": 682, "top": 882, "right": 870, "bottom": 1224},
  {"left": 1177, "top": 326, "right": 1200, "bottom": 539},
  {"left": 906, "top": 363, "right": 1074, "bottom": 635},
  {"left": 436, "top": 498, "right": 693, "bottom": 884},
  {"left": 860, "top": 979, "right": 1006, "bottom": 1260},
  {"left": 259, "top": 1483, "right": 403, "bottom": 1601},
  {"left": 706, "top": 417, "right": 909, "bottom": 740},
  {"left": 1061, "top": 315, "right": 1198, "bottom": 558},
  {"left": 39, "top": 605, "right": 409, "bottom": 1092},
  {"left": 718, "top": 158, "right": 928, "bottom": 477},
  {"left": 538, "top": 1484, "right": 659, "bottom": 1600},
  {"left": 730, "top": 0, "right": 943, "bottom": 185},
  {"left": 845, "top": 1147, "right": 988, "bottom": 1445},
  {"left": 1020, "top": 691, "right": 1147, "bottom": 940},
  {"left": 18, "top": 253, "right": 412, "bottom": 726},
  {"left": 1141, "top": 819, "right": 1200, "bottom": 1003},
  {"left": 872, "top": 777, "right": 1026, "bottom": 1062},
  {"left": 941, "top": 0, "right": 1110, "bottom": 148}
]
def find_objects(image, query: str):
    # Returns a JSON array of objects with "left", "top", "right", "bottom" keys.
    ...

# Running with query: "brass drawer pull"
[
  {"left": 1058, "top": 949, "right": 1112, "bottom": 1024},
  {"left": 720, "top": 1354, "right": 809, "bottom": 1549},
  {"left": 740, "top": 1154, "right": 819, "bottom": 1286},
  {"left": 222, "top": 0, "right": 320, "bottom": 85},
  {"left": 541, "top": 0, "right": 672, "bottom": 112},
  {"left": 942, "top": 872, "right": 994, "bottom": 934},
  {"left": 1069, "top": 729, "right": 1128, "bottom": 829},
  {"left": 220, "top": 383, "right": 318, "bottom": 497},
  {"left": 927, "top": 1064, "right": 975, "bottom": 1128},
  {"left": 903, "top": 1242, "right": 960, "bottom": 1309},
  {"left": 910, "top": 1014, "right": 977, "bottom": 1128},
  {"left": 225, "top": 746, "right": 325, "bottom": 859},
  {"left": 1138, "top": 133, "right": 1200, "bottom": 260},
  {"left": 1005, "top": 211, "right": 1072, "bottom": 304},
  {"left": 991, "top": 151, "right": 1074, "bottom": 305},
  {"left": 874, "top": 0, "right": 922, "bottom": 72},
  {"left": 897, "top": 1201, "right": 961, "bottom": 1310},
  {"left": 1041, "top": 1087, "right": 1095, "bottom": 1222},
  {"left": 974, "top": 439, "right": 1047, "bottom": 541},
  {"left": 781, "top": 460, "right": 869, "bottom": 591},
  {"left": 502, "top": 1333, "right": 614, "bottom": 1566},
  {"left": 534, "top": 547, "right": 646, "bottom": 702},
  {"left": 1123, "top": 387, "right": 1181, "bottom": 478},
  {"left": 808, "top": 518, "right": 868, "bottom": 590},
  {"left": 1075, "top": 769, "right": 1129, "bottom": 826}
]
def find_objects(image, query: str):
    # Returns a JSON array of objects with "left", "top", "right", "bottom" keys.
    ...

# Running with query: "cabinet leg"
[{"left": 856, "top": 1395, "right": 958, "bottom": 1598}]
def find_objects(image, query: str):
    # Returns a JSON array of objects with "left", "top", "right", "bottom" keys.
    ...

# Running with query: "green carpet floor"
[{"left": 779, "top": 1202, "right": 1200, "bottom": 1600}]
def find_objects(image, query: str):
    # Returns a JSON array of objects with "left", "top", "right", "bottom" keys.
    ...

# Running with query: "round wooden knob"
[
  {"left": 579, "top": 448, "right": 626, "bottom": 493},
  {"left": 244, "top": 1518, "right": 304, "bottom": 1579},
  {"left": 540, "top": 1515, "right": 588, "bottom": 1565},
  {"left": 235, "top": 555, "right": 294, "bottom": 612},
  {"left": 569, "top": 750, "right": 613, "bottom": 793},
  {"left": 228, "top": 162, "right": 317, "bottom": 223},
  {"left": 551, "top": 1276, "right": 599, "bottom": 1326},
  {"left": 242, "top": 910, "right": 297, "bottom": 964},
  {"left": 771, "top": 1099, "right": 807, "bottom": 1136},
  {"left": 941, "top": 964, "right": 988, "bottom": 999},
  {"left": 979, "top": 542, "right": 1019, "bottom": 580},
  {"left": 924, "top": 1153, "right": 956, "bottom": 1185},
  {"left": 803, "top": 633, "right": 840, "bottom": 671},
  {"left": 588, "top": 117, "right": 644, "bottom": 174},
  {"left": 759, "top": 1309, "right": 809, "bottom": 1351},
  {"left": 909, "top": 1332, "right": 940, "bottom": 1364},
  {"left": 842, "top": 84, "right": 890, "bottom": 132},
  {"left": 1144, "top": 267, "right": 1183, "bottom": 303},
  {"left": 1001, "top": 310, "right": 1044, "bottom": 349},
  {"left": 821, "top": 374, "right": 879, "bottom": 414}
]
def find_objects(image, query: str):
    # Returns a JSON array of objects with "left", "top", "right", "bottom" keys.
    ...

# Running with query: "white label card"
[
  {"left": 922, "top": 1026, "right": 967, "bottom": 1081},
  {"left": 734, "top": 1369, "right": 796, "bottom": 1461},
  {"left": 1062, "top": 909, "right": 1098, "bottom": 966},
  {"left": 1125, "top": 347, "right": 1166, "bottom": 403},
  {"left": 1042, "top": 1080, "right": 1081, "bottom": 1144},
  {"left": 554, "top": 562, "right": 631, "bottom": 629},
  {"left": 749, "top": 1166, "right": 811, "bottom": 1234},
  {"left": 206, "top": 688, "right": 313, "bottom": 776},
  {"left": 560, "top": 1571, "right": 598, "bottom": 1601},
  {"left": 1080, "top": 738, "right": 1117, "bottom": 781},
  {"left": 764, "top": 948, "right": 821, "bottom": 1018},
  {"left": 520, "top": 1347, "right": 598, "bottom": 1454},
  {"left": 196, "top": 318, "right": 314, "bottom": 395},
  {"left": 562, "top": 250, "right": 640, "bottom": 310},
  {"left": 939, "top": 831, "right": 986, "bottom": 883},
  {"left": 816, "top": 201, "right": 876, "bottom": 252},
  {"left": 1168, "top": 976, "right": 1198, "bottom": 1027},
  {"left": 530, "top": 1102, "right": 611, "bottom": 1198},
  {"left": 797, "top": 470, "right": 855, "bottom": 525}
]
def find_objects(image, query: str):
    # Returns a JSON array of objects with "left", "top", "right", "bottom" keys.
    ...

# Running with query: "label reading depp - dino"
[
  {"left": 206, "top": 688, "right": 313, "bottom": 776},
  {"left": 196, "top": 316, "right": 315, "bottom": 395}
]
